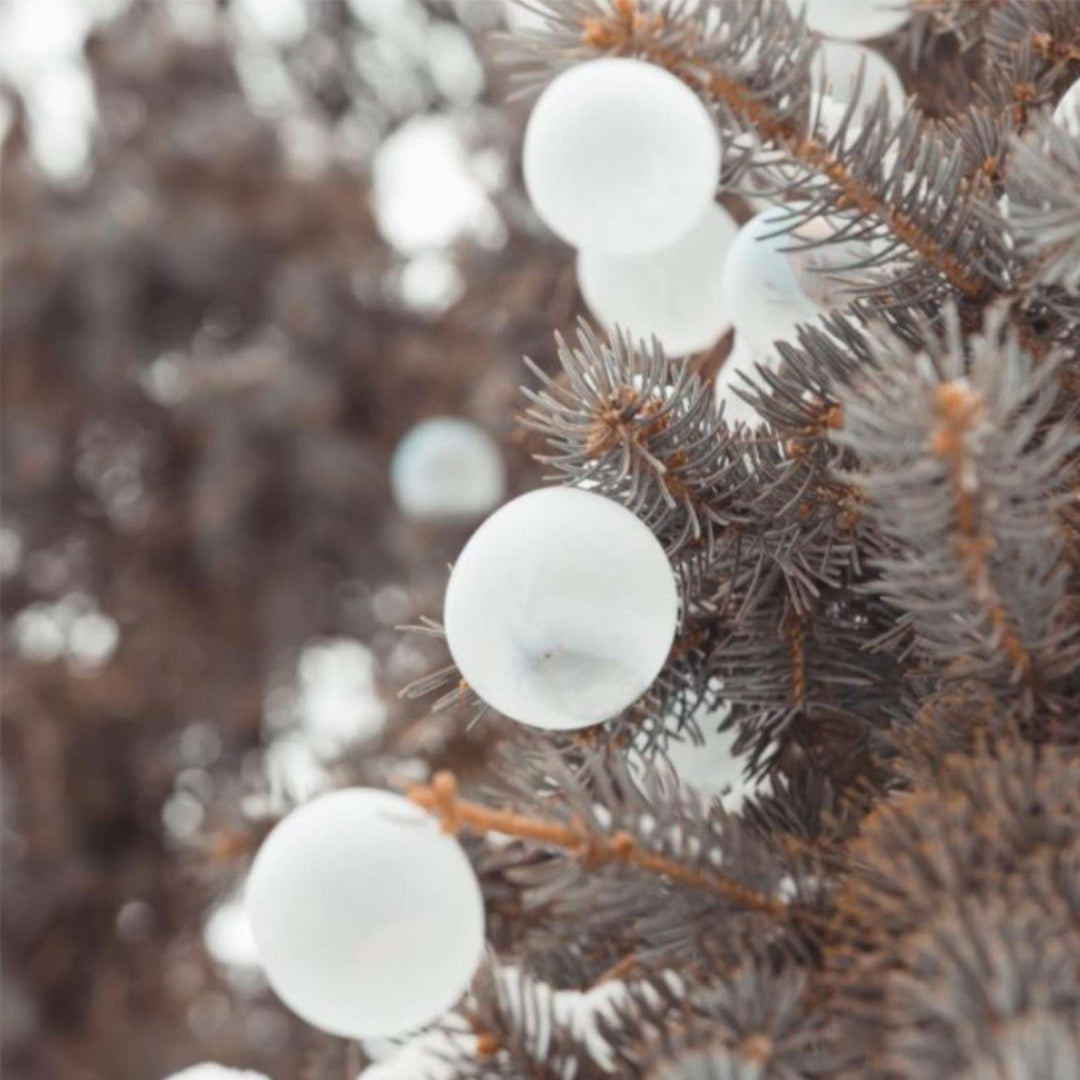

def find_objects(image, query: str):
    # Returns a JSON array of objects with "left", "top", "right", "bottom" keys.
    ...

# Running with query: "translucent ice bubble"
[
  {"left": 786, "top": 0, "right": 910, "bottom": 41},
  {"left": 245, "top": 788, "right": 484, "bottom": 1038},
  {"left": 523, "top": 58, "right": 721, "bottom": 254},
  {"left": 444, "top": 487, "right": 679, "bottom": 730},
  {"left": 391, "top": 417, "right": 506, "bottom": 522},
  {"left": 577, "top": 203, "right": 739, "bottom": 357}
]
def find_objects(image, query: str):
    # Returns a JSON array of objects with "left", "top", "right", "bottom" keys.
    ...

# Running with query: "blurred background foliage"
[{"left": 0, "top": 1, "right": 581, "bottom": 1076}]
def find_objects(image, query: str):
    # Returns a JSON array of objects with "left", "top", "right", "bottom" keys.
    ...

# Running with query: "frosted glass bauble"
[
  {"left": 523, "top": 59, "right": 721, "bottom": 254},
  {"left": 391, "top": 417, "right": 506, "bottom": 521},
  {"left": 1053, "top": 78, "right": 1080, "bottom": 137},
  {"left": 577, "top": 203, "right": 739, "bottom": 357},
  {"left": 246, "top": 788, "right": 484, "bottom": 1038},
  {"left": 812, "top": 40, "right": 904, "bottom": 135},
  {"left": 786, "top": 0, "right": 910, "bottom": 41},
  {"left": 444, "top": 487, "right": 679, "bottom": 730},
  {"left": 721, "top": 208, "right": 825, "bottom": 357}
]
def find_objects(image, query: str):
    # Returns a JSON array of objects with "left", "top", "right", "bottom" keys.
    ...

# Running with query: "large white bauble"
[
  {"left": 812, "top": 40, "right": 904, "bottom": 136},
  {"left": 523, "top": 59, "right": 721, "bottom": 255},
  {"left": 1053, "top": 78, "right": 1080, "bottom": 137},
  {"left": 246, "top": 788, "right": 484, "bottom": 1038},
  {"left": 444, "top": 487, "right": 679, "bottom": 730},
  {"left": 577, "top": 203, "right": 739, "bottom": 357},
  {"left": 786, "top": 0, "right": 910, "bottom": 41},
  {"left": 391, "top": 417, "right": 506, "bottom": 521}
]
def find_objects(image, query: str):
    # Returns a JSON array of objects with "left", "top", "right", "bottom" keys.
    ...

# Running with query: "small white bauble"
[
  {"left": 246, "top": 788, "right": 484, "bottom": 1038},
  {"left": 391, "top": 417, "right": 506, "bottom": 521},
  {"left": 577, "top": 203, "right": 739, "bottom": 357},
  {"left": 1053, "top": 77, "right": 1080, "bottom": 137},
  {"left": 523, "top": 59, "right": 721, "bottom": 254},
  {"left": 786, "top": 0, "right": 910, "bottom": 41},
  {"left": 444, "top": 487, "right": 678, "bottom": 730},
  {"left": 812, "top": 40, "right": 904, "bottom": 136}
]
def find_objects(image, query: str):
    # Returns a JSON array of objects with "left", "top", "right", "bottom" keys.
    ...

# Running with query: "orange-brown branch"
[
  {"left": 410, "top": 771, "right": 827, "bottom": 929},
  {"left": 931, "top": 381, "right": 1034, "bottom": 678}
]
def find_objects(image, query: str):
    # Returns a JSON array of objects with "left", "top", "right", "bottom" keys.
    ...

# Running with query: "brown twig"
[{"left": 409, "top": 771, "right": 829, "bottom": 930}]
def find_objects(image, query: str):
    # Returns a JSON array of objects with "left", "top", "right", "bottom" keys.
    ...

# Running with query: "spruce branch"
[
  {"left": 833, "top": 307, "right": 1080, "bottom": 706},
  {"left": 1007, "top": 116, "right": 1080, "bottom": 293},
  {"left": 824, "top": 736, "right": 1080, "bottom": 1077}
]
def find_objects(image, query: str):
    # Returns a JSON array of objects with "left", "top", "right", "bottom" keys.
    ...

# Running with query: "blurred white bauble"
[
  {"left": 444, "top": 487, "right": 678, "bottom": 730},
  {"left": 1053, "top": 77, "right": 1080, "bottom": 137},
  {"left": 786, "top": 0, "right": 910, "bottom": 41},
  {"left": 523, "top": 58, "right": 721, "bottom": 254},
  {"left": 812, "top": 40, "right": 904, "bottom": 136},
  {"left": 246, "top": 788, "right": 484, "bottom": 1038},
  {"left": 391, "top": 417, "right": 506, "bottom": 521},
  {"left": 577, "top": 203, "right": 739, "bottom": 357},
  {"left": 163, "top": 1068, "right": 269, "bottom": 1080}
]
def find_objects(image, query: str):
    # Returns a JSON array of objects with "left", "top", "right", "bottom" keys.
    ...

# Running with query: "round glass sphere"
[
  {"left": 523, "top": 58, "right": 721, "bottom": 254},
  {"left": 577, "top": 203, "right": 739, "bottom": 357},
  {"left": 1053, "top": 77, "right": 1080, "bottom": 137},
  {"left": 391, "top": 417, "right": 506, "bottom": 521},
  {"left": 786, "top": 0, "right": 910, "bottom": 41},
  {"left": 246, "top": 788, "right": 485, "bottom": 1038},
  {"left": 444, "top": 487, "right": 679, "bottom": 730}
]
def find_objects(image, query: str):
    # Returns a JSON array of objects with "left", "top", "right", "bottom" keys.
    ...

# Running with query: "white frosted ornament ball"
[
  {"left": 444, "top": 487, "right": 679, "bottom": 730},
  {"left": 786, "top": 0, "right": 910, "bottom": 41},
  {"left": 577, "top": 203, "right": 739, "bottom": 357},
  {"left": 245, "top": 788, "right": 484, "bottom": 1038},
  {"left": 523, "top": 59, "right": 721, "bottom": 255},
  {"left": 391, "top": 417, "right": 506, "bottom": 521}
]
